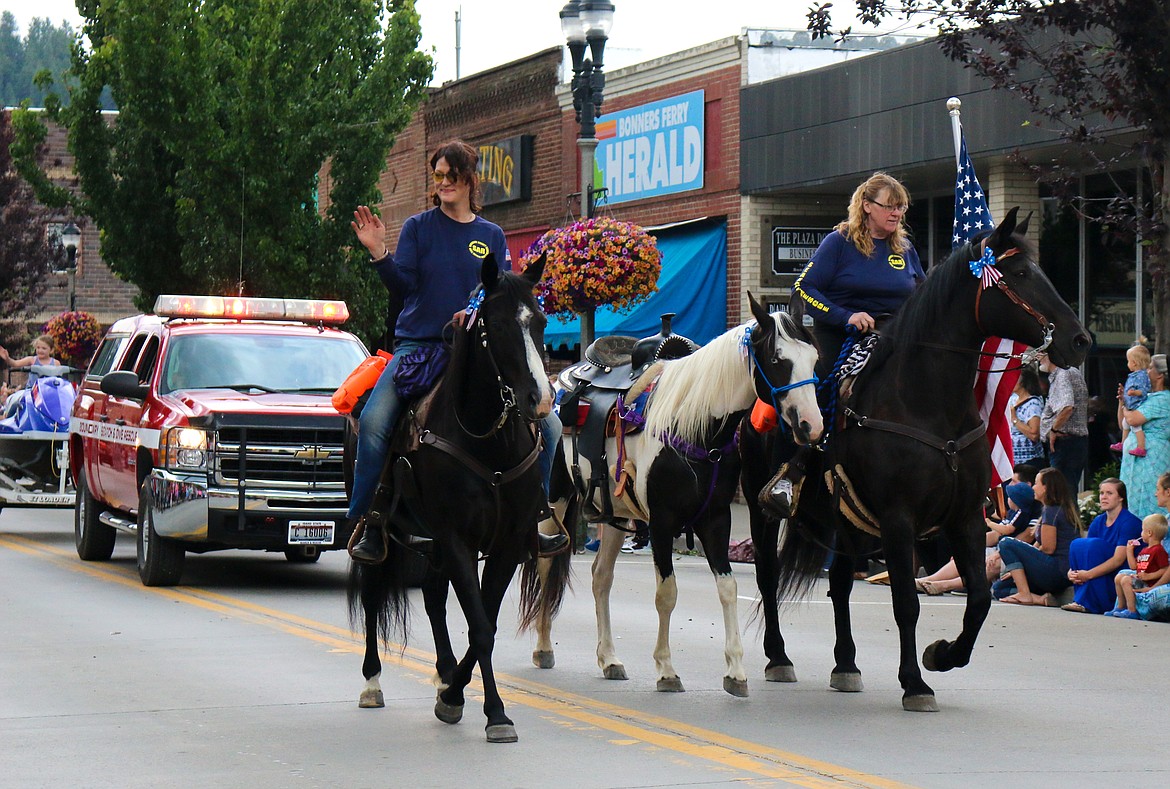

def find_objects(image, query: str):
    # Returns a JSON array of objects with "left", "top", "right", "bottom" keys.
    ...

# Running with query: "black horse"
[
  {"left": 741, "top": 208, "right": 1090, "bottom": 711},
  {"left": 347, "top": 255, "right": 570, "bottom": 743}
]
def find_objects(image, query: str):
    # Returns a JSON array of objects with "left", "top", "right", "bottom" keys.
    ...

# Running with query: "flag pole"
[{"left": 947, "top": 96, "right": 963, "bottom": 167}]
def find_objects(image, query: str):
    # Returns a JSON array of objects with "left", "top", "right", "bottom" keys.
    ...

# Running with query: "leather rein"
[
  {"left": 420, "top": 290, "right": 545, "bottom": 554},
  {"left": 915, "top": 246, "right": 1056, "bottom": 373},
  {"left": 844, "top": 244, "right": 1053, "bottom": 470}
]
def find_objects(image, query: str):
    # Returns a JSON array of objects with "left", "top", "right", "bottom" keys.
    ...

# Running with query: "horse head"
[
  {"left": 473, "top": 252, "right": 553, "bottom": 423},
  {"left": 974, "top": 207, "right": 1091, "bottom": 369},
  {"left": 747, "top": 292, "right": 823, "bottom": 445}
]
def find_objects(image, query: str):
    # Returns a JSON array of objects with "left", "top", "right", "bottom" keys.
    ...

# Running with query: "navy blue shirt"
[
  {"left": 794, "top": 230, "right": 924, "bottom": 329},
  {"left": 374, "top": 208, "right": 509, "bottom": 342}
]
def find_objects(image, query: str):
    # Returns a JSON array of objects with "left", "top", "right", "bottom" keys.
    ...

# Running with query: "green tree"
[
  {"left": 0, "top": 13, "right": 80, "bottom": 108},
  {"left": 11, "top": 0, "right": 432, "bottom": 346},
  {"left": 809, "top": 1, "right": 1170, "bottom": 351},
  {"left": 0, "top": 109, "right": 59, "bottom": 352}
]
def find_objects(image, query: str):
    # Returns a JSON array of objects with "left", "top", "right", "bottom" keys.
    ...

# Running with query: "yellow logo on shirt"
[
  {"left": 888, "top": 254, "right": 906, "bottom": 270},
  {"left": 468, "top": 240, "right": 490, "bottom": 259}
]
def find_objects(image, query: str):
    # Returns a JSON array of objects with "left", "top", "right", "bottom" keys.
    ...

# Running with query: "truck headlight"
[{"left": 163, "top": 427, "right": 209, "bottom": 470}]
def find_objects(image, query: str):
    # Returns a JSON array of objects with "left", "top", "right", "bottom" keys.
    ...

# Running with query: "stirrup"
[
  {"left": 348, "top": 513, "right": 389, "bottom": 564},
  {"left": 536, "top": 507, "right": 571, "bottom": 558},
  {"left": 759, "top": 462, "right": 804, "bottom": 520}
]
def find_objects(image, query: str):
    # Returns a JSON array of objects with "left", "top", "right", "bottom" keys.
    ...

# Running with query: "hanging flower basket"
[
  {"left": 43, "top": 311, "right": 102, "bottom": 367},
  {"left": 519, "top": 217, "right": 662, "bottom": 317}
]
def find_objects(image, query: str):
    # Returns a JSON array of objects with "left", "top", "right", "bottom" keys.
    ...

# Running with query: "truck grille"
[{"left": 215, "top": 424, "right": 346, "bottom": 490}]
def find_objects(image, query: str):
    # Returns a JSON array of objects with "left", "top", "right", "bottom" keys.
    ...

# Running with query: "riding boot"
[
  {"left": 348, "top": 513, "right": 389, "bottom": 564},
  {"left": 759, "top": 445, "right": 811, "bottom": 520}
]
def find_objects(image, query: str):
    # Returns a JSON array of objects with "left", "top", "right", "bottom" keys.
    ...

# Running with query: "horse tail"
[
  {"left": 346, "top": 539, "right": 412, "bottom": 647},
  {"left": 517, "top": 544, "right": 572, "bottom": 632},
  {"left": 775, "top": 511, "right": 832, "bottom": 603},
  {"left": 517, "top": 485, "right": 579, "bottom": 633}
]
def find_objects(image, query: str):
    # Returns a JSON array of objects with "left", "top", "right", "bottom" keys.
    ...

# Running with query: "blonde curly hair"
[{"left": 836, "top": 172, "right": 912, "bottom": 258}]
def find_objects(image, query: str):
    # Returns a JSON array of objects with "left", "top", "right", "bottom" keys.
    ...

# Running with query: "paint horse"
[{"left": 536, "top": 294, "right": 822, "bottom": 695}]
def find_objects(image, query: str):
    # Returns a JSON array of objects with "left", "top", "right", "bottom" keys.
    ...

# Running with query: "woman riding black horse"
[
  {"left": 742, "top": 208, "right": 1090, "bottom": 711},
  {"left": 347, "top": 255, "right": 571, "bottom": 743}
]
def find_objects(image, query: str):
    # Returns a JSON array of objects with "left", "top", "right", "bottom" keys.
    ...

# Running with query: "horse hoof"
[
  {"left": 358, "top": 689, "right": 385, "bottom": 708},
  {"left": 434, "top": 698, "right": 464, "bottom": 724},
  {"left": 830, "top": 671, "right": 863, "bottom": 693},
  {"left": 922, "top": 640, "right": 947, "bottom": 672},
  {"left": 765, "top": 665, "right": 797, "bottom": 683},
  {"left": 533, "top": 650, "right": 555, "bottom": 669},
  {"left": 602, "top": 664, "right": 628, "bottom": 680},
  {"left": 486, "top": 724, "right": 518, "bottom": 743},
  {"left": 903, "top": 694, "right": 939, "bottom": 713},
  {"left": 723, "top": 677, "right": 749, "bottom": 697},
  {"left": 656, "top": 676, "right": 685, "bottom": 692}
]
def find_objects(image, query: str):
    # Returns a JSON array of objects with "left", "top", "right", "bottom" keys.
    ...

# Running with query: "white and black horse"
[
  {"left": 535, "top": 294, "right": 822, "bottom": 695},
  {"left": 741, "top": 208, "right": 1090, "bottom": 711},
  {"left": 347, "top": 255, "right": 571, "bottom": 743}
]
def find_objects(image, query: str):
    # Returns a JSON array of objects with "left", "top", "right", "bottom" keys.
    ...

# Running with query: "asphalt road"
[{"left": 2, "top": 505, "right": 1167, "bottom": 788}]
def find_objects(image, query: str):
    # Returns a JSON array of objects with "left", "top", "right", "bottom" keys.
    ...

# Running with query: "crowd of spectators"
[{"left": 911, "top": 349, "right": 1170, "bottom": 623}]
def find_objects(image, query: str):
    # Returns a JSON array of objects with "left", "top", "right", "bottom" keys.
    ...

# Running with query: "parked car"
[{"left": 70, "top": 295, "right": 368, "bottom": 586}]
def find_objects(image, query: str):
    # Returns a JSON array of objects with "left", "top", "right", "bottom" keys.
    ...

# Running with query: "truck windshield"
[{"left": 159, "top": 333, "right": 368, "bottom": 395}]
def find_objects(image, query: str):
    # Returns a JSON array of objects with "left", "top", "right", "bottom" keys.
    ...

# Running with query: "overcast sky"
[{"left": 2, "top": 1, "right": 932, "bottom": 84}]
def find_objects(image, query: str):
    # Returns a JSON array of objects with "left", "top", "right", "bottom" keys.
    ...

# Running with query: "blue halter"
[{"left": 745, "top": 325, "right": 818, "bottom": 429}]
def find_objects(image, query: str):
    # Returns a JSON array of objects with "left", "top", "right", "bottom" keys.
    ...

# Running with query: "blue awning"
[{"left": 544, "top": 218, "right": 728, "bottom": 351}]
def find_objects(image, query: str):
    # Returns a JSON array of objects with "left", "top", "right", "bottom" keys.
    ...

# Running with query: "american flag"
[{"left": 953, "top": 132, "right": 1027, "bottom": 488}]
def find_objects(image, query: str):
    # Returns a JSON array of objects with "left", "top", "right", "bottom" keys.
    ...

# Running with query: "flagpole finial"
[{"left": 947, "top": 97, "right": 962, "bottom": 115}]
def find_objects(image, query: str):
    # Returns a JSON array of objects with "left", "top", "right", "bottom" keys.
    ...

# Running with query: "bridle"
[
  {"left": 450, "top": 287, "right": 541, "bottom": 440},
  {"left": 743, "top": 323, "right": 819, "bottom": 421},
  {"left": 418, "top": 285, "right": 544, "bottom": 553},
  {"left": 917, "top": 243, "right": 1056, "bottom": 373}
]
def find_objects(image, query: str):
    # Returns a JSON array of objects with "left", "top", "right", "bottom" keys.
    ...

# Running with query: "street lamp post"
[
  {"left": 60, "top": 222, "right": 81, "bottom": 312},
  {"left": 561, "top": 0, "right": 615, "bottom": 352}
]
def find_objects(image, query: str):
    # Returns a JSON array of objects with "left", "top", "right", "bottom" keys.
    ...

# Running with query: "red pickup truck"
[{"left": 69, "top": 295, "right": 368, "bottom": 586}]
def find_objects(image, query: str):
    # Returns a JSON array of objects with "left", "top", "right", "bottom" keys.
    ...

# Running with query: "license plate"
[{"left": 288, "top": 520, "right": 335, "bottom": 545}]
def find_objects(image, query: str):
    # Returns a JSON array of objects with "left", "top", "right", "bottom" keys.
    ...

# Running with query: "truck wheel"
[
  {"left": 75, "top": 467, "right": 116, "bottom": 561},
  {"left": 284, "top": 547, "right": 321, "bottom": 563},
  {"left": 137, "top": 483, "right": 185, "bottom": 586}
]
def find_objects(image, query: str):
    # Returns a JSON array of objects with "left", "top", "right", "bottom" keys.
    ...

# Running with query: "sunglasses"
[{"left": 431, "top": 170, "right": 460, "bottom": 185}]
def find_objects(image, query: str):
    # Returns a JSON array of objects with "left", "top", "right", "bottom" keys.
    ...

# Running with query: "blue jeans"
[
  {"left": 347, "top": 340, "right": 561, "bottom": 518},
  {"left": 995, "top": 536, "right": 1070, "bottom": 596},
  {"left": 347, "top": 340, "right": 420, "bottom": 519}
]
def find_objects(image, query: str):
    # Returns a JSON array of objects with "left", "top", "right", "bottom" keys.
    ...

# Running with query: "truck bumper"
[{"left": 146, "top": 468, "right": 351, "bottom": 550}]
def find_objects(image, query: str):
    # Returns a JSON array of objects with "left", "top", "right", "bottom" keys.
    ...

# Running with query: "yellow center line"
[{"left": 1, "top": 533, "right": 917, "bottom": 789}]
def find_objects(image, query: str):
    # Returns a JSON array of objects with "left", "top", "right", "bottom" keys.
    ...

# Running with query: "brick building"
[{"left": 2, "top": 110, "right": 139, "bottom": 328}]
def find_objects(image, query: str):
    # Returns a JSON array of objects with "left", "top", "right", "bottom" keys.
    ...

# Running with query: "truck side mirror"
[{"left": 100, "top": 370, "right": 149, "bottom": 400}]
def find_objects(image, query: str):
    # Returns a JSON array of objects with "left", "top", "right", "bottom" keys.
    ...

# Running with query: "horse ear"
[
  {"left": 747, "top": 291, "right": 772, "bottom": 336},
  {"left": 988, "top": 206, "right": 1020, "bottom": 250},
  {"left": 1015, "top": 210, "right": 1033, "bottom": 240},
  {"left": 520, "top": 251, "right": 545, "bottom": 288},
  {"left": 481, "top": 253, "right": 500, "bottom": 292}
]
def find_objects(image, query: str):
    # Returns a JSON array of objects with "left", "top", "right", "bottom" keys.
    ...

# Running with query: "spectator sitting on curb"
[
  {"left": 1106, "top": 514, "right": 1169, "bottom": 619},
  {"left": 1061, "top": 477, "right": 1143, "bottom": 614}
]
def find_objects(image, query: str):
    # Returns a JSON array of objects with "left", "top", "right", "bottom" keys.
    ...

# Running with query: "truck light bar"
[{"left": 154, "top": 295, "right": 350, "bottom": 325}]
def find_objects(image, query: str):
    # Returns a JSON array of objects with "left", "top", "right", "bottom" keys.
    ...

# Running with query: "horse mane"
[
  {"left": 645, "top": 312, "right": 810, "bottom": 446},
  {"left": 871, "top": 233, "right": 1037, "bottom": 364}
]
